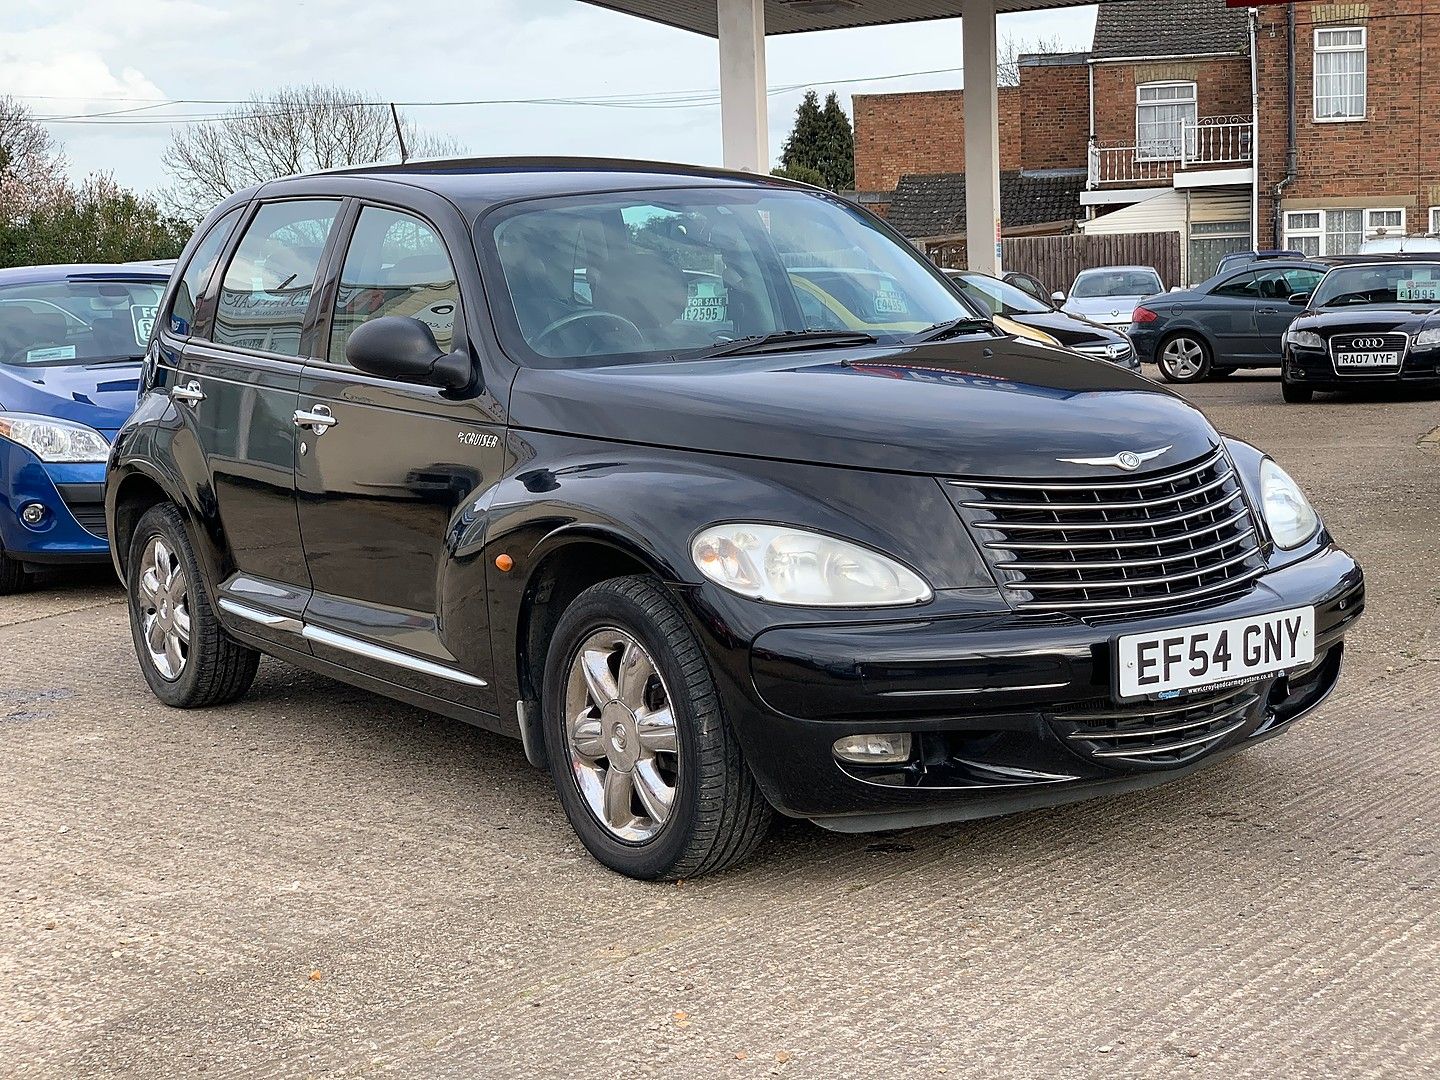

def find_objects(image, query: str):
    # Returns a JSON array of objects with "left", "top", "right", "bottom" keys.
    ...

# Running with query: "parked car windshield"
[
  {"left": 0, "top": 278, "right": 165, "bottom": 366},
  {"left": 483, "top": 186, "right": 978, "bottom": 364},
  {"left": 1070, "top": 269, "right": 1163, "bottom": 298},
  {"left": 950, "top": 271, "right": 1052, "bottom": 316},
  {"left": 1311, "top": 262, "right": 1440, "bottom": 307}
]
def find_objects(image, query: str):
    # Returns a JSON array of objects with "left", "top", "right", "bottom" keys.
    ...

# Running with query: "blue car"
[{"left": 0, "top": 264, "right": 170, "bottom": 592}]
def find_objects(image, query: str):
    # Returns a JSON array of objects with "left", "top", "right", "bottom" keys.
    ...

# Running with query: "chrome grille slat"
[
  {"left": 998, "top": 528, "right": 1256, "bottom": 572},
  {"left": 1052, "top": 684, "right": 1257, "bottom": 724},
  {"left": 948, "top": 446, "right": 1265, "bottom": 618},
  {"left": 1050, "top": 685, "right": 1265, "bottom": 766},
  {"left": 1088, "top": 719, "right": 1247, "bottom": 759},
  {"left": 1067, "top": 702, "right": 1254, "bottom": 741},
  {"left": 977, "top": 494, "right": 1244, "bottom": 535}
]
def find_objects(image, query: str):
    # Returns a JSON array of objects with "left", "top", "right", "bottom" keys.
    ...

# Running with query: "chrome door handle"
[
  {"left": 293, "top": 404, "right": 338, "bottom": 433},
  {"left": 172, "top": 380, "right": 205, "bottom": 406},
  {"left": 1257, "top": 307, "right": 1279, "bottom": 315}
]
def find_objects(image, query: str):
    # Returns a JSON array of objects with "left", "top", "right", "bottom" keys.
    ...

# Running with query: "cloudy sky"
[{"left": 4, "top": 0, "right": 1097, "bottom": 197}]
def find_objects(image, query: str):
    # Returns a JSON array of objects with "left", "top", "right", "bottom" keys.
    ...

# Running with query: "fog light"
[
  {"left": 833, "top": 733, "right": 913, "bottom": 765},
  {"left": 19, "top": 502, "right": 47, "bottom": 526}
]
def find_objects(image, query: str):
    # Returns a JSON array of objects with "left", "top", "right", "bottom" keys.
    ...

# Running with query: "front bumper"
[
  {"left": 1286, "top": 345, "right": 1440, "bottom": 388},
  {"left": 0, "top": 438, "right": 110, "bottom": 564},
  {"left": 699, "top": 545, "right": 1362, "bottom": 830}
]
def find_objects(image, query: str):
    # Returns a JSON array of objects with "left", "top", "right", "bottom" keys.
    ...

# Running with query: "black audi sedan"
[
  {"left": 106, "top": 158, "right": 1363, "bottom": 880},
  {"left": 944, "top": 269, "right": 1138, "bottom": 368},
  {"left": 1281, "top": 258, "right": 1440, "bottom": 402},
  {"left": 1128, "top": 259, "right": 1328, "bottom": 383}
]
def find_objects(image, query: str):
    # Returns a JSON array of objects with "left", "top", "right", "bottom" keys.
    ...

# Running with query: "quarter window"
[
  {"left": 329, "top": 206, "right": 460, "bottom": 366},
  {"left": 1136, "top": 82, "right": 1197, "bottom": 161},
  {"left": 169, "top": 207, "right": 243, "bottom": 338},
  {"left": 1314, "top": 27, "right": 1366, "bottom": 121},
  {"left": 213, "top": 200, "right": 341, "bottom": 357}
]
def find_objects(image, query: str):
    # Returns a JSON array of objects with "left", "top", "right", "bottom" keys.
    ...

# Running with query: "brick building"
[{"left": 852, "top": 0, "right": 1440, "bottom": 283}]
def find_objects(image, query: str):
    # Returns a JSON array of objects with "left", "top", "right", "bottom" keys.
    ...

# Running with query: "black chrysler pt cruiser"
[{"left": 106, "top": 158, "right": 1364, "bottom": 879}]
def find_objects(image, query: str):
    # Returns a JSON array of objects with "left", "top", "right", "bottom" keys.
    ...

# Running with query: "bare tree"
[
  {"left": 997, "top": 34, "right": 1072, "bottom": 87},
  {"left": 162, "top": 85, "right": 464, "bottom": 218},
  {"left": 0, "top": 96, "right": 68, "bottom": 219}
]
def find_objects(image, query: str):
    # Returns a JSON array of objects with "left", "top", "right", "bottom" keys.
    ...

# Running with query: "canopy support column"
[
  {"left": 718, "top": 0, "right": 768, "bottom": 172},
  {"left": 962, "top": 0, "right": 1002, "bottom": 274}
]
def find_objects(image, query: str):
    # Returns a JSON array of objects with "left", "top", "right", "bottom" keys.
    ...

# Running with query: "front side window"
[
  {"left": 169, "top": 207, "right": 243, "bottom": 338},
  {"left": 1314, "top": 27, "right": 1366, "bottom": 121},
  {"left": 329, "top": 206, "right": 460, "bottom": 366},
  {"left": 213, "top": 199, "right": 341, "bottom": 357},
  {"left": 0, "top": 279, "right": 167, "bottom": 366},
  {"left": 1136, "top": 82, "right": 1197, "bottom": 160},
  {"left": 484, "top": 187, "right": 973, "bottom": 366}
]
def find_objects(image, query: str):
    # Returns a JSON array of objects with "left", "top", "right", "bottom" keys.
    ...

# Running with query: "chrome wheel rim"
[
  {"left": 565, "top": 628, "right": 679, "bottom": 843},
  {"left": 1162, "top": 337, "right": 1205, "bottom": 379},
  {"left": 137, "top": 535, "right": 190, "bottom": 681}
]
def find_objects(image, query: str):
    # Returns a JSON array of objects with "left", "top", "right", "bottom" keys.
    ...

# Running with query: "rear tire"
[
  {"left": 1282, "top": 379, "right": 1314, "bottom": 403},
  {"left": 540, "top": 575, "right": 772, "bottom": 880},
  {"left": 1157, "top": 333, "right": 1213, "bottom": 383},
  {"left": 126, "top": 503, "right": 259, "bottom": 708}
]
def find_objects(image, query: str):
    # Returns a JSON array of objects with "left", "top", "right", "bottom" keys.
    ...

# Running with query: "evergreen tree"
[{"left": 777, "top": 90, "right": 855, "bottom": 192}]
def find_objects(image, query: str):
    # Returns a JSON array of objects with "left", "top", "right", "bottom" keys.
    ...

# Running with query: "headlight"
[
  {"left": 1413, "top": 328, "right": 1440, "bottom": 351},
  {"left": 0, "top": 413, "right": 111, "bottom": 463},
  {"left": 1287, "top": 329, "right": 1324, "bottom": 351},
  {"left": 691, "top": 523, "right": 932, "bottom": 607},
  {"left": 1259, "top": 458, "right": 1319, "bottom": 550}
]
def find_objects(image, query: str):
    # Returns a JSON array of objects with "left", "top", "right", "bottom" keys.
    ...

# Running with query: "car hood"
[
  {"left": 0, "top": 361, "right": 141, "bottom": 434},
  {"left": 1297, "top": 305, "right": 1440, "bottom": 331},
  {"left": 1008, "top": 309, "right": 1124, "bottom": 348},
  {"left": 509, "top": 337, "right": 1219, "bottom": 480},
  {"left": 1062, "top": 296, "right": 1150, "bottom": 321}
]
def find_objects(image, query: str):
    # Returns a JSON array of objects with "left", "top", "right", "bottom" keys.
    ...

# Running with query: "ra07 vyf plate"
[{"left": 1116, "top": 606, "right": 1315, "bottom": 700}]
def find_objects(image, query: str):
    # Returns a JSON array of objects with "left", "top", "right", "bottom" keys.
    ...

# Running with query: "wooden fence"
[{"left": 922, "top": 231, "right": 1183, "bottom": 294}]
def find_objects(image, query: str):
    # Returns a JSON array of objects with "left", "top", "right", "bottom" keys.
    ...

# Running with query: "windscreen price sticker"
[
  {"left": 132, "top": 305, "right": 158, "bottom": 347},
  {"left": 1397, "top": 279, "right": 1440, "bottom": 302}
]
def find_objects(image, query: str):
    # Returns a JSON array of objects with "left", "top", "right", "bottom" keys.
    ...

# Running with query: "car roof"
[
  {"left": 1074, "top": 265, "right": 1158, "bottom": 275},
  {"left": 0, "top": 263, "right": 171, "bottom": 286},
  {"left": 254, "top": 155, "right": 818, "bottom": 216}
]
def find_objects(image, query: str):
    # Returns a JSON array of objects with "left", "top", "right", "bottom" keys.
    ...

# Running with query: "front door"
[
  {"left": 294, "top": 203, "right": 506, "bottom": 714},
  {"left": 1254, "top": 266, "right": 1324, "bottom": 358},
  {"left": 173, "top": 198, "right": 344, "bottom": 646},
  {"left": 1202, "top": 270, "right": 1266, "bottom": 363}
]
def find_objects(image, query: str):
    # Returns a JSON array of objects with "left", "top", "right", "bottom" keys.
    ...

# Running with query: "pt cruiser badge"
[{"left": 106, "top": 156, "right": 1364, "bottom": 880}]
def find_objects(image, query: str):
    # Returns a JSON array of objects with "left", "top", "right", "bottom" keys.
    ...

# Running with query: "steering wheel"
[{"left": 535, "top": 310, "right": 646, "bottom": 353}]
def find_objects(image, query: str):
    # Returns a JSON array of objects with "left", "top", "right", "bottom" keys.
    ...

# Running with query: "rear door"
[
  {"left": 293, "top": 198, "right": 506, "bottom": 714},
  {"left": 174, "top": 198, "right": 344, "bottom": 644}
]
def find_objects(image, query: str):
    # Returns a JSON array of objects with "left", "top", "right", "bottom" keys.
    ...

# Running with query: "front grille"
[
  {"left": 949, "top": 445, "right": 1265, "bottom": 616},
  {"left": 1328, "top": 332, "right": 1408, "bottom": 374},
  {"left": 63, "top": 499, "right": 107, "bottom": 539},
  {"left": 1049, "top": 683, "right": 1265, "bottom": 767}
]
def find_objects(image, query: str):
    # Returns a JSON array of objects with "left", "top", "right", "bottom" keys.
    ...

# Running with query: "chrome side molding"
[{"left": 217, "top": 598, "right": 487, "bottom": 688}]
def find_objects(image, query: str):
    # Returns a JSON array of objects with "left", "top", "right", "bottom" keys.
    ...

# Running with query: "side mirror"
[
  {"left": 1288, "top": 292, "right": 1311, "bottom": 306},
  {"left": 1170, "top": 285, "right": 1183, "bottom": 293},
  {"left": 344, "top": 316, "right": 472, "bottom": 392},
  {"left": 1050, "top": 291, "right": 1065, "bottom": 304}
]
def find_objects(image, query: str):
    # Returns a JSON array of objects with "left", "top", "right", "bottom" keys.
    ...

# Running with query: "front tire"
[
  {"left": 1282, "top": 379, "right": 1314, "bottom": 403},
  {"left": 126, "top": 503, "right": 259, "bottom": 707},
  {"left": 540, "top": 575, "right": 772, "bottom": 880},
  {"left": 0, "top": 545, "right": 31, "bottom": 596},
  {"left": 1157, "top": 334, "right": 1213, "bottom": 383}
]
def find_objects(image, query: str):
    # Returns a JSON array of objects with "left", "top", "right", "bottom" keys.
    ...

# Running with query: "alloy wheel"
[
  {"left": 564, "top": 628, "right": 679, "bottom": 843},
  {"left": 1160, "top": 336, "right": 1207, "bottom": 381},
  {"left": 137, "top": 535, "right": 191, "bottom": 680}
]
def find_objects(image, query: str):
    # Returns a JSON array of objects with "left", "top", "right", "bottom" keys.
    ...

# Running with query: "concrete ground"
[{"left": 2, "top": 373, "right": 1437, "bottom": 1078}]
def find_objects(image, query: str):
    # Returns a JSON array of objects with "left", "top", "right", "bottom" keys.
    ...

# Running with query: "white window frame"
[
  {"left": 1135, "top": 81, "right": 1197, "bottom": 162},
  {"left": 1284, "top": 211, "right": 1323, "bottom": 256},
  {"left": 1364, "top": 208, "right": 1406, "bottom": 239},
  {"left": 1313, "top": 26, "right": 1367, "bottom": 123},
  {"left": 1429, "top": 207, "right": 1440, "bottom": 235},
  {"left": 1285, "top": 208, "right": 1377, "bottom": 256}
]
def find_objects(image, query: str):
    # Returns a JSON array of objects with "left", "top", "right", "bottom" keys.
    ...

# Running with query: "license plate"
[
  {"left": 1115, "top": 606, "right": 1315, "bottom": 700},
  {"left": 1335, "top": 350, "right": 1401, "bottom": 369}
]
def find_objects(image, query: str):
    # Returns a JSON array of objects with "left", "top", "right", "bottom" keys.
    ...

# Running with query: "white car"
[
  {"left": 1054, "top": 265, "right": 1164, "bottom": 330},
  {"left": 1358, "top": 234, "right": 1440, "bottom": 254}
]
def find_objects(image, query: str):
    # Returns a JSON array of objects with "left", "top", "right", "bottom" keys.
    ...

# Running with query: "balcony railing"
[{"left": 1088, "top": 117, "right": 1253, "bottom": 187}]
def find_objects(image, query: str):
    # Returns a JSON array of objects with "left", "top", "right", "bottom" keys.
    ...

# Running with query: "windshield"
[
  {"left": 951, "top": 272, "right": 1051, "bottom": 316},
  {"left": 483, "top": 186, "right": 980, "bottom": 365},
  {"left": 1311, "top": 262, "right": 1440, "bottom": 307},
  {"left": 0, "top": 278, "right": 164, "bottom": 366},
  {"left": 1070, "top": 269, "right": 1162, "bottom": 299}
]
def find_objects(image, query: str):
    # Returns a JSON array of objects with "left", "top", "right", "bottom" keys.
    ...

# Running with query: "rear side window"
[
  {"left": 169, "top": 207, "right": 243, "bottom": 337},
  {"left": 1211, "top": 272, "right": 1259, "bottom": 299},
  {"left": 213, "top": 200, "right": 341, "bottom": 357},
  {"left": 328, "top": 206, "right": 460, "bottom": 365}
]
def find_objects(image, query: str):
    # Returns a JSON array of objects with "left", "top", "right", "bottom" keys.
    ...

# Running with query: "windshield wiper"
[
  {"left": 683, "top": 329, "right": 878, "bottom": 360},
  {"left": 908, "top": 316, "right": 994, "bottom": 343}
]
